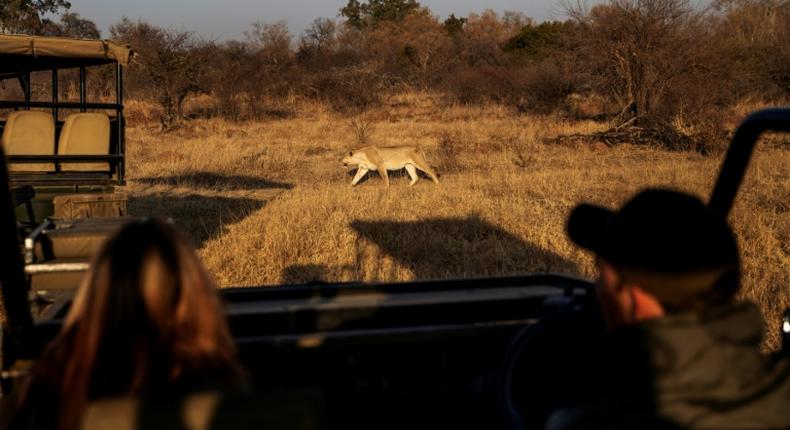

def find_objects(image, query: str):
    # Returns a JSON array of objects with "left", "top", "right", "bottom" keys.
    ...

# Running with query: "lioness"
[{"left": 341, "top": 146, "right": 439, "bottom": 187}]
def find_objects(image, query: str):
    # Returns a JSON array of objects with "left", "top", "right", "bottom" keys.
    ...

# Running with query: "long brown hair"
[{"left": 36, "top": 218, "right": 241, "bottom": 429}]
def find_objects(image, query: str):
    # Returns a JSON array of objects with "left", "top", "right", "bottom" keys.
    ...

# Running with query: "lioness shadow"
[
  {"left": 350, "top": 217, "right": 580, "bottom": 280},
  {"left": 138, "top": 172, "right": 293, "bottom": 191},
  {"left": 129, "top": 193, "right": 267, "bottom": 248}
]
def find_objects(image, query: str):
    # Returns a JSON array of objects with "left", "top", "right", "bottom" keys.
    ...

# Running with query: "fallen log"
[{"left": 545, "top": 124, "right": 697, "bottom": 151}]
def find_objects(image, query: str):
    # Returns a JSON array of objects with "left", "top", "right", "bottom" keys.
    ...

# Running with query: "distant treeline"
[{"left": 3, "top": 0, "right": 790, "bottom": 146}]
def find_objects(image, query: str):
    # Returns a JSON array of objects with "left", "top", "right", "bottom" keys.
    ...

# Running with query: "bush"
[
  {"left": 503, "top": 21, "right": 572, "bottom": 61},
  {"left": 519, "top": 61, "right": 575, "bottom": 114},
  {"left": 441, "top": 65, "right": 522, "bottom": 105},
  {"left": 306, "top": 66, "right": 393, "bottom": 113},
  {"left": 442, "top": 62, "right": 573, "bottom": 114},
  {"left": 559, "top": 0, "right": 748, "bottom": 149}
]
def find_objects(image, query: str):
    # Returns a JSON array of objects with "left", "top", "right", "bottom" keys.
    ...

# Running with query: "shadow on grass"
[
  {"left": 137, "top": 172, "right": 293, "bottom": 191},
  {"left": 280, "top": 263, "right": 361, "bottom": 284},
  {"left": 281, "top": 264, "right": 332, "bottom": 285},
  {"left": 349, "top": 216, "right": 579, "bottom": 280},
  {"left": 128, "top": 193, "right": 267, "bottom": 248}
]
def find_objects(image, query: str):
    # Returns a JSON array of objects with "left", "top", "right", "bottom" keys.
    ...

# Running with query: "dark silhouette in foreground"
[
  {"left": 544, "top": 189, "right": 790, "bottom": 430},
  {"left": 5, "top": 219, "right": 244, "bottom": 429}
]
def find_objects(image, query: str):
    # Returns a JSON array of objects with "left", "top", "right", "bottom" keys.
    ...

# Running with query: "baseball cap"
[{"left": 567, "top": 189, "right": 740, "bottom": 304}]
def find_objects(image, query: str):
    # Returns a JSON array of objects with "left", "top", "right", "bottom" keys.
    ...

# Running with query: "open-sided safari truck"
[
  {"left": 1, "top": 96, "right": 788, "bottom": 428},
  {"left": 0, "top": 35, "right": 132, "bottom": 292}
]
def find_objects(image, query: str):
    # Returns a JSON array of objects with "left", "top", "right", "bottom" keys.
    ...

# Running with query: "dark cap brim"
[{"left": 567, "top": 204, "right": 613, "bottom": 254}]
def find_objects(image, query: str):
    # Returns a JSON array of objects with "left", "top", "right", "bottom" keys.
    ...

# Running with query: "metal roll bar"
[
  {"left": 709, "top": 108, "right": 790, "bottom": 217},
  {"left": 0, "top": 146, "right": 34, "bottom": 339}
]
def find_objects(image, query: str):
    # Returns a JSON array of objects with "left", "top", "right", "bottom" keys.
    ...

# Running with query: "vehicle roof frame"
[{"left": 0, "top": 34, "right": 132, "bottom": 77}]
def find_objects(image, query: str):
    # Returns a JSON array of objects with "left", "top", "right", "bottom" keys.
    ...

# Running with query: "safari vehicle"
[
  {"left": 1, "top": 34, "right": 131, "bottom": 219},
  {"left": 0, "top": 109, "right": 788, "bottom": 429},
  {"left": 0, "top": 34, "right": 132, "bottom": 292}
]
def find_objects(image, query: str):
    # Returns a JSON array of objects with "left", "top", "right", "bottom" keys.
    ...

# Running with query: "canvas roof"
[{"left": 0, "top": 34, "right": 132, "bottom": 79}]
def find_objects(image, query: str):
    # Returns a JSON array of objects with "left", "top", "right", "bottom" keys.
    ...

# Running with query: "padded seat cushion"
[
  {"left": 1, "top": 111, "right": 55, "bottom": 172},
  {"left": 58, "top": 113, "right": 110, "bottom": 172},
  {"left": 33, "top": 216, "right": 129, "bottom": 260},
  {"left": 79, "top": 390, "right": 326, "bottom": 430},
  {"left": 52, "top": 192, "right": 128, "bottom": 220},
  {"left": 29, "top": 258, "right": 90, "bottom": 291},
  {"left": 81, "top": 393, "right": 220, "bottom": 430}
]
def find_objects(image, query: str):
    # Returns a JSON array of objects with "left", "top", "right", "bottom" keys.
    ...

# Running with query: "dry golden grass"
[{"left": 125, "top": 93, "right": 789, "bottom": 346}]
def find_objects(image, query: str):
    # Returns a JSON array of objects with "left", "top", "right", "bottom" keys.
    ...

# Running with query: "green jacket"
[{"left": 548, "top": 302, "right": 790, "bottom": 430}]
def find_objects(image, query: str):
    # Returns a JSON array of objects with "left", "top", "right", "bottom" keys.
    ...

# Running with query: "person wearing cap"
[{"left": 546, "top": 189, "right": 790, "bottom": 430}]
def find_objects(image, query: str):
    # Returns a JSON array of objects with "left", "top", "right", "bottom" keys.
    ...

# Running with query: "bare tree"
[
  {"left": 567, "top": 0, "right": 720, "bottom": 124},
  {"left": 501, "top": 10, "right": 533, "bottom": 35},
  {"left": 111, "top": 18, "right": 211, "bottom": 129},
  {"left": 300, "top": 18, "right": 337, "bottom": 56},
  {"left": 56, "top": 12, "right": 100, "bottom": 38},
  {"left": 716, "top": 0, "right": 790, "bottom": 97},
  {"left": 458, "top": 9, "right": 524, "bottom": 66},
  {"left": 246, "top": 20, "right": 293, "bottom": 67},
  {"left": 364, "top": 7, "right": 451, "bottom": 82}
]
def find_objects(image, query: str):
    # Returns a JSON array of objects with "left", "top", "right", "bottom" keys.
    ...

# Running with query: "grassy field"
[{"left": 125, "top": 94, "right": 789, "bottom": 346}]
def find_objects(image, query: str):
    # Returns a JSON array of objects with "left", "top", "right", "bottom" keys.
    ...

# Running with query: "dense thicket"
[{"left": 4, "top": 0, "right": 789, "bottom": 148}]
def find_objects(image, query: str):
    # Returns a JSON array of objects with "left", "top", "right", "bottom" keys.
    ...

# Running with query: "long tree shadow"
[
  {"left": 350, "top": 217, "right": 580, "bottom": 280},
  {"left": 137, "top": 172, "right": 293, "bottom": 191},
  {"left": 129, "top": 193, "right": 267, "bottom": 248}
]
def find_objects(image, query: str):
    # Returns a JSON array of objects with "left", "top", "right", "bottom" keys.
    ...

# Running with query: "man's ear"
[
  {"left": 598, "top": 259, "right": 621, "bottom": 292},
  {"left": 595, "top": 258, "right": 629, "bottom": 328},
  {"left": 629, "top": 286, "right": 665, "bottom": 321}
]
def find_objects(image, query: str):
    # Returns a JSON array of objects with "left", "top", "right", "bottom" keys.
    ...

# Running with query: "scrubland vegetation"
[{"left": 106, "top": 0, "right": 790, "bottom": 151}]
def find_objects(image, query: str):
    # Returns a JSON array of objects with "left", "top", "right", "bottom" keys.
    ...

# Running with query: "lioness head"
[{"left": 341, "top": 150, "right": 356, "bottom": 167}]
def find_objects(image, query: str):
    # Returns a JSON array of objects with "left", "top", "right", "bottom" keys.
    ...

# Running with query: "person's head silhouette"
[
  {"left": 38, "top": 218, "right": 241, "bottom": 429},
  {"left": 567, "top": 189, "right": 739, "bottom": 327}
]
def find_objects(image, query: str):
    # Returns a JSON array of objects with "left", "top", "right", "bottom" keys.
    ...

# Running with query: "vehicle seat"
[
  {"left": 58, "top": 113, "right": 110, "bottom": 172},
  {"left": 80, "top": 392, "right": 220, "bottom": 430},
  {"left": 79, "top": 389, "right": 326, "bottom": 430},
  {"left": 1, "top": 111, "right": 55, "bottom": 172}
]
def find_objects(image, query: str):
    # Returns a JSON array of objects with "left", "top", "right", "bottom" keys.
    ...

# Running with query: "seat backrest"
[
  {"left": 80, "top": 392, "right": 220, "bottom": 430},
  {"left": 58, "top": 113, "right": 111, "bottom": 172},
  {"left": 79, "top": 397, "right": 137, "bottom": 430},
  {"left": 1, "top": 111, "right": 55, "bottom": 172},
  {"left": 79, "top": 390, "right": 326, "bottom": 430}
]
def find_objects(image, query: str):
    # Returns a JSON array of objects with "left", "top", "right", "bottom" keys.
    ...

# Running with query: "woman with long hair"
[{"left": 16, "top": 218, "right": 243, "bottom": 430}]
